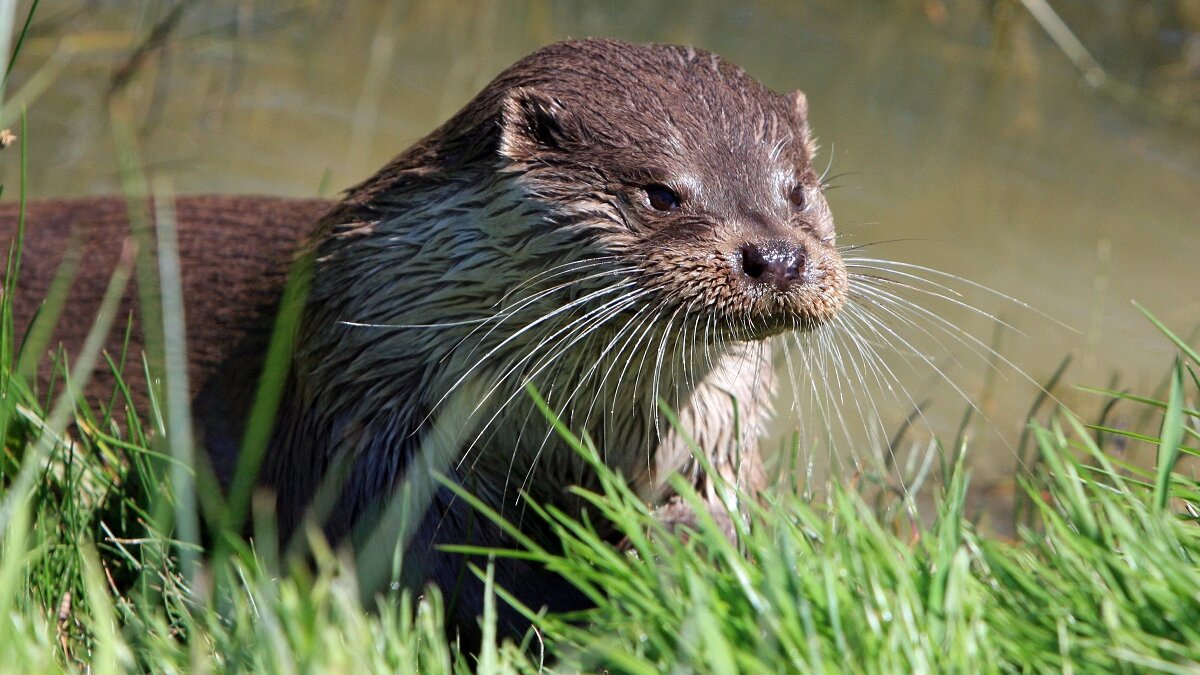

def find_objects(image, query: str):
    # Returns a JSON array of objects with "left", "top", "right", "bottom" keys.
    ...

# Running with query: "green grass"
[
  {"left": 504, "top": 374, "right": 1200, "bottom": 673},
  {"left": 3, "top": 229, "right": 1200, "bottom": 673}
]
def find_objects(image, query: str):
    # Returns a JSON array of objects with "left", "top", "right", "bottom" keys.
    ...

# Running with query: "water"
[{"left": 5, "top": 1, "right": 1199, "bottom": 507}]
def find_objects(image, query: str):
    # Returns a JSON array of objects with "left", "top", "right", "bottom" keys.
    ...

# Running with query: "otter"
[{"left": 2, "top": 39, "right": 847, "bottom": 641}]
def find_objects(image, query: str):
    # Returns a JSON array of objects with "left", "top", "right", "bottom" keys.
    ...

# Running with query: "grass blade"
[
  {"left": 1154, "top": 358, "right": 1185, "bottom": 511},
  {"left": 1135, "top": 302, "right": 1200, "bottom": 365}
]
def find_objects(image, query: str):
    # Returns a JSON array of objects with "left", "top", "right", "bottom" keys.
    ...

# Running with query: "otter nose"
[{"left": 740, "top": 240, "right": 806, "bottom": 290}]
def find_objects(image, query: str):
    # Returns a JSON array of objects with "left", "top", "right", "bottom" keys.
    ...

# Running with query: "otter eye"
[
  {"left": 644, "top": 184, "right": 681, "bottom": 212},
  {"left": 789, "top": 184, "right": 809, "bottom": 211}
]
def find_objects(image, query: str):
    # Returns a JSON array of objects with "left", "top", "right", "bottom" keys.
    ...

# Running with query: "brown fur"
[
  {"left": 0, "top": 196, "right": 331, "bottom": 409},
  {"left": 1, "top": 39, "right": 846, "bottom": 645}
]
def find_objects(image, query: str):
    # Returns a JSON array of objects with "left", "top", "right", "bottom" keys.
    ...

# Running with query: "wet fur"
[
  {"left": 0, "top": 196, "right": 330, "bottom": 414},
  {"left": 2, "top": 39, "right": 848, "bottom": 642}
]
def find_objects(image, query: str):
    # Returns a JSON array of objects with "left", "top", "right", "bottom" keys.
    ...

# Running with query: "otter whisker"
[
  {"left": 648, "top": 304, "right": 688, "bottom": 441},
  {"left": 823, "top": 324, "right": 868, "bottom": 430},
  {"left": 769, "top": 133, "right": 793, "bottom": 162},
  {"left": 464, "top": 286, "right": 653, "bottom": 433},
  {"left": 822, "top": 325, "right": 898, "bottom": 475},
  {"left": 848, "top": 286, "right": 978, "bottom": 370},
  {"left": 586, "top": 304, "right": 672, "bottom": 467},
  {"left": 835, "top": 289, "right": 1042, "bottom": 474},
  {"left": 831, "top": 307, "right": 936, "bottom": 465},
  {"left": 822, "top": 323, "right": 894, "bottom": 472},
  {"left": 585, "top": 297, "right": 670, "bottom": 424},
  {"left": 847, "top": 257, "right": 1077, "bottom": 332},
  {"left": 427, "top": 280, "right": 641, "bottom": 428},
  {"left": 851, "top": 282, "right": 1048, "bottom": 394},
  {"left": 607, "top": 297, "right": 675, "bottom": 417},
  {"left": 848, "top": 267, "right": 1032, "bottom": 339},
  {"left": 545, "top": 292, "right": 663, "bottom": 439},
  {"left": 448, "top": 264, "right": 640, "bottom": 365},
  {"left": 509, "top": 299, "right": 672, "bottom": 503},
  {"left": 813, "top": 327, "right": 850, "bottom": 456},
  {"left": 503, "top": 324, "right": 622, "bottom": 514},
  {"left": 452, "top": 288, "right": 655, "bottom": 511},
  {"left": 464, "top": 271, "right": 638, "bottom": 368},
  {"left": 803, "top": 325, "right": 859, "bottom": 463},
  {"left": 776, "top": 328, "right": 803, "bottom": 414},
  {"left": 848, "top": 315, "right": 924, "bottom": 416},
  {"left": 840, "top": 295, "right": 989, "bottom": 422},
  {"left": 460, "top": 285, "right": 655, "bottom": 455},
  {"left": 497, "top": 255, "right": 620, "bottom": 305},
  {"left": 846, "top": 264, "right": 968, "bottom": 299},
  {"left": 818, "top": 143, "right": 837, "bottom": 185},
  {"left": 836, "top": 239, "right": 924, "bottom": 255},
  {"left": 339, "top": 317, "right": 491, "bottom": 329},
  {"left": 628, "top": 301, "right": 678, "bottom": 404}
]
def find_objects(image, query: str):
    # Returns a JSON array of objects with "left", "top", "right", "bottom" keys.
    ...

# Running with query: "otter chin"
[{"left": 2, "top": 38, "right": 847, "bottom": 645}]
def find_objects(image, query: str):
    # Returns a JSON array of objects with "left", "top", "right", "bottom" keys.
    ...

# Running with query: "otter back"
[{"left": 0, "top": 195, "right": 331, "bottom": 414}]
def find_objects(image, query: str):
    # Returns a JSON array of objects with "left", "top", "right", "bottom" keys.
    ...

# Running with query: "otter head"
[{"left": 494, "top": 39, "right": 847, "bottom": 342}]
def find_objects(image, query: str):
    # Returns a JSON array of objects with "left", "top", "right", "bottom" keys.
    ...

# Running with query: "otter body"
[
  {"left": 3, "top": 39, "right": 846, "bottom": 640},
  {"left": 0, "top": 196, "right": 331, "bottom": 412}
]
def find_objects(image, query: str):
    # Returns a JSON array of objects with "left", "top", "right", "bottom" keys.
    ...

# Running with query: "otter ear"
[
  {"left": 786, "top": 89, "right": 809, "bottom": 119},
  {"left": 786, "top": 89, "right": 818, "bottom": 158},
  {"left": 499, "top": 87, "right": 571, "bottom": 161}
]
